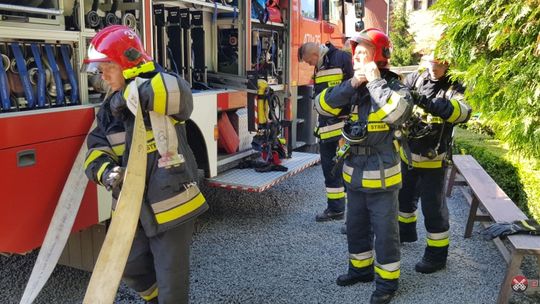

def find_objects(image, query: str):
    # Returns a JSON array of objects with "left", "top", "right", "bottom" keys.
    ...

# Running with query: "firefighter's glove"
[
  {"left": 411, "top": 91, "right": 432, "bottom": 112},
  {"left": 102, "top": 166, "right": 126, "bottom": 192},
  {"left": 480, "top": 219, "right": 540, "bottom": 240}
]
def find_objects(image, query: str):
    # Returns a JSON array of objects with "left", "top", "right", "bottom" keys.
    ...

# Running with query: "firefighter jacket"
[
  {"left": 313, "top": 43, "right": 354, "bottom": 142},
  {"left": 84, "top": 67, "right": 208, "bottom": 237},
  {"left": 401, "top": 71, "right": 472, "bottom": 169},
  {"left": 315, "top": 70, "right": 413, "bottom": 192}
]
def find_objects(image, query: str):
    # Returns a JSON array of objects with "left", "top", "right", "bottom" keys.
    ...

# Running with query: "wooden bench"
[{"left": 446, "top": 155, "right": 540, "bottom": 304}]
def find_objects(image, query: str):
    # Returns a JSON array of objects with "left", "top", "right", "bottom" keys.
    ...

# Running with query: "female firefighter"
[
  {"left": 398, "top": 54, "right": 471, "bottom": 273},
  {"left": 82, "top": 25, "right": 208, "bottom": 303},
  {"left": 315, "top": 28, "right": 413, "bottom": 304}
]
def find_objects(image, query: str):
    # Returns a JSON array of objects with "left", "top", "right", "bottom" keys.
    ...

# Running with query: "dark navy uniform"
[
  {"left": 313, "top": 43, "right": 353, "bottom": 220},
  {"left": 84, "top": 66, "right": 208, "bottom": 303},
  {"left": 398, "top": 70, "right": 471, "bottom": 268},
  {"left": 316, "top": 70, "right": 413, "bottom": 294}
]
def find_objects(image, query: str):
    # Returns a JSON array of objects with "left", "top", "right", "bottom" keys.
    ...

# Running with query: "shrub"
[
  {"left": 433, "top": 0, "right": 540, "bottom": 159},
  {"left": 453, "top": 128, "right": 540, "bottom": 221}
]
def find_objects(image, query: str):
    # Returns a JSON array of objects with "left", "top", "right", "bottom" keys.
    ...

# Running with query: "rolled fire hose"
[
  {"left": 0, "top": 53, "right": 11, "bottom": 111},
  {"left": 122, "top": 12, "right": 137, "bottom": 31},
  {"left": 1, "top": 53, "right": 9, "bottom": 72},
  {"left": 11, "top": 42, "right": 35, "bottom": 108},
  {"left": 104, "top": 0, "right": 120, "bottom": 26},
  {"left": 29, "top": 43, "right": 48, "bottom": 107},
  {"left": 85, "top": 0, "right": 101, "bottom": 29}
]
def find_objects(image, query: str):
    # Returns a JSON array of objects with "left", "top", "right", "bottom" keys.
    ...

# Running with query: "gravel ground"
[{"left": 1, "top": 164, "right": 539, "bottom": 303}]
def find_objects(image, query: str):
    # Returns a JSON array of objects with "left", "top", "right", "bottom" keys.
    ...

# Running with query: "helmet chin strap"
[{"left": 122, "top": 61, "right": 156, "bottom": 79}]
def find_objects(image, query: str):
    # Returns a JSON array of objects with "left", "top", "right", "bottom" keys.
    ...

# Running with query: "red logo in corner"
[{"left": 511, "top": 275, "right": 528, "bottom": 292}]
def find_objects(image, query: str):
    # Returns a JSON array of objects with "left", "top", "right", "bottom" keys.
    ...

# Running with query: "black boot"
[
  {"left": 336, "top": 272, "right": 374, "bottom": 286},
  {"left": 415, "top": 258, "right": 446, "bottom": 274},
  {"left": 370, "top": 290, "right": 395, "bottom": 304},
  {"left": 315, "top": 209, "right": 344, "bottom": 222}
]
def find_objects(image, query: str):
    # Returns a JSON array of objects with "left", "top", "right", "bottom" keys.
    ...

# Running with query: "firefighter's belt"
[{"left": 349, "top": 144, "right": 391, "bottom": 156}]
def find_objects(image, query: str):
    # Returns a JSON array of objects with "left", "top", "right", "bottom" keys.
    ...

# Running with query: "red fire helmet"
[
  {"left": 350, "top": 28, "right": 392, "bottom": 64},
  {"left": 83, "top": 25, "right": 152, "bottom": 77}
]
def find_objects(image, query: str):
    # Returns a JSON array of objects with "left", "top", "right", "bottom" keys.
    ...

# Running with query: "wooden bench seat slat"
[
  {"left": 480, "top": 198, "right": 527, "bottom": 222},
  {"left": 508, "top": 234, "right": 540, "bottom": 254},
  {"left": 447, "top": 155, "right": 540, "bottom": 304}
]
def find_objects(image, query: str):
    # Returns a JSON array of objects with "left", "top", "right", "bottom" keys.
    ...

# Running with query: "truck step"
[{"left": 206, "top": 152, "right": 320, "bottom": 192}]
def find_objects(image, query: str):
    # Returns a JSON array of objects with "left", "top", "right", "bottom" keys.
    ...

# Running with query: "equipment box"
[{"left": 0, "top": 107, "right": 98, "bottom": 253}]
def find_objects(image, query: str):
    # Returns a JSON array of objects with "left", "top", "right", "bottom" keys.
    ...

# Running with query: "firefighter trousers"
[
  {"left": 347, "top": 189, "right": 400, "bottom": 294},
  {"left": 123, "top": 219, "right": 195, "bottom": 304},
  {"left": 398, "top": 163, "right": 449, "bottom": 263},
  {"left": 319, "top": 139, "right": 345, "bottom": 212}
]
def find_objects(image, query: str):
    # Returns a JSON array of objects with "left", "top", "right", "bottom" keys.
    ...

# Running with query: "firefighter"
[
  {"left": 398, "top": 54, "right": 471, "bottom": 273},
  {"left": 82, "top": 25, "right": 208, "bottom": 304},
  {"left": 315, "top": 28, "right": 413, "bottom": 304},
  {"left": 298, "top": 41, "right": 353, "bottom": 222}
]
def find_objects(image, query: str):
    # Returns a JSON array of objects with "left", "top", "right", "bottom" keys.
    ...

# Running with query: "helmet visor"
[{"left": 81, "top": 61, "right": 103, "bottom": 75}]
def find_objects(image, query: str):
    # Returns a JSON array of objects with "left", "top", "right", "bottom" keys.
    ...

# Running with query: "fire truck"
[{"left": 0, "top": 0, "right": 387, "bottom": 267}]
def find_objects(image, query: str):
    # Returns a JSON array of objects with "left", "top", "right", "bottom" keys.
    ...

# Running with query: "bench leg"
[
  {"left": 464, "top": 196, "right": 480, "bottom": 238},
  {"left": 497, "top": 251, "right": 524, "bottom": 304},
  {"left": 445, "top": 165, "right": 457, "bottom": 197}
]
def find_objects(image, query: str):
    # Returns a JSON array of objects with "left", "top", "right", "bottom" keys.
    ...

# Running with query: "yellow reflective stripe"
[
  {"left": 151, "top": 73, "right": 167, "bottom": 114},
  {"left": 428, "top": 116, "right": 444, "bottom": 124},
  {"left": 343, "top": 171, "right": 352, "bottom": 183},
  {"left": 112, "top": 144, "right": 125, "bottom": 156},
  {"left": 319, "top": 89, "right": 342, "bottom": 116},
  {"left": 427, "top": 238, "right": 449, "bottom": 247},
  {"left": 328, "top": 80, "right": 341, "bottom": 87},
  {"left": 342, "top": 164, "right": 353, "bottom": 183},
  {"left": 399, "top": 215, "right": 417, "bottom": 224},
  {"left": 362, "top": 172, "right": 402, "bottom": 188},
  {"left": 399, "top": 149, "right": 443, "bottom": 169},
  {"left": 371, "top": 92, "right": 408, "bottom": 123},
  {"left": 447, "top": 99, "right": 462, "bottom": 123},
  {"left": 96, "top": 162, "right": 110, "bottom": 185},
  {"left": 155, "top": 192, "right": 206, "bottom": 224},
  {"left": 147, "top": 140, "right": 157, "bottom": 153},
  {"left": 363, "top": 163, "right": 401, "bottom": 179},
  {"left": 169, "top": 117, "right": 184, "bottom": 125},
  {"left": 315, "top": 74, "right": 344, "bottom": 84},
  {"left": 368, "top": 122, "right": 390, "bottom": 132},
  {"left": 375, "top": 266, "right": 400, "bottom": 280},
  {"left": 447, "top": 99, "right": 470, "bottom": 123},
  {"left": 521, "top": 220, "right": 536, "bottom": 231},
  {"left": 146, "top": 130, "right": 154, "bottom": 140},
  {"left": 320, "top": 128, "right": 343, "bottom": 140},
  {"left": 140, "top": 285, "right": 158, "bottom": 301},
  {"left": 84, "top": 150, "right": 108, "bottom": 169},
  {"left": 350, "top": 257, "right": 374, "bottom": 268},
  {"left": 123, "top": 84, "right": 131, "bottom": 100},
  {"left": 327, "top": 192, "right": 345, "bottom": 199}
]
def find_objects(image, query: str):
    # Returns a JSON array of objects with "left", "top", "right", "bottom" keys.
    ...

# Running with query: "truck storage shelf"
[
  {"left": 269, "top": 84, "right": 285, "bottom": 91},
  {"left": 251, "top": 18, "right": 285, "bottom": 28},
  {"left": 206, "top": 151, "right": 320, "bottom": 192},
  {"left": 157, "top": 0, "right": 236, "bottom": 12}
]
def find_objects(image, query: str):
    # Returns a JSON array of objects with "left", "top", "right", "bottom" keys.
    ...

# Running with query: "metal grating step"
[{"left": 206, "top": 152, "right": 320, "bottom": 192}]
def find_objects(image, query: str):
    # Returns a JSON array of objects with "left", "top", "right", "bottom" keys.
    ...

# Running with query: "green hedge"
[{"left": 453, "top": 128, "right": 540, "bottom": 222}]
